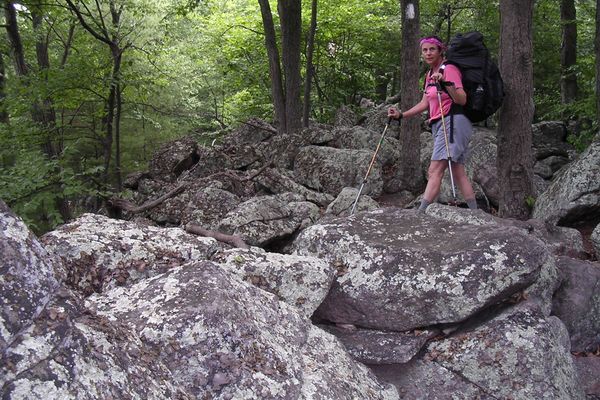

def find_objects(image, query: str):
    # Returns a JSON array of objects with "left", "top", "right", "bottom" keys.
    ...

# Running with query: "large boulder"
[
  {"left": 292, "top": 207, "right": 550, "bottom": 331},
  {"left": 255, "top": 168, "right": 334, "bottom": 207},
  {"left": 533, "top": 138, "right": 600, "bottom": 227},
  {"left": 328, "top": 126, "right": 403, "bottom": 193},
  {"left": 211, "top": 247, "right": 335, "bottom": 318},
  {"left": 86, "top": 260, "right": 398, "bottom": 399},
  {"left": 294, "top": 145, "right": 383, "bottom": 197},
  {"left": 180, "top": 186, "right": 242, "bottom": 229},
  {"left": 41, "top": 213, "right": 222, "bottom": 296},
  {"left": 0, "top": 201, "right": 64, "bottom": 348},
  {"left": 218, "top": 193, "right": 320, "bottom": 248},
  {"left": 424, "top": 302, "right": 584, "bottom": 400},
  {"left": 148, "top": 136, "right": 199, "bottom": 181},
  {"left": 0, "top": 201, "right": 186, "bottom": 399},
  {"left": 552, "top": 256, "right": 600, "bottom": 353},
  {"left": 325, "top": 187, "right": 379, "bottom": 217},
  {"left": 592, "top": 223, "right": 600, "bottom": 258}
]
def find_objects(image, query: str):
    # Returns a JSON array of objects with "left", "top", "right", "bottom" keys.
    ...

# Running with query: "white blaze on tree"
[{"left": 406, "top": 3, "right": 415, "bottom": 19}]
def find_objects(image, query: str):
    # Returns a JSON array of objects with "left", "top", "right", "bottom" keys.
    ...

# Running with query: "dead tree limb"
[
  {"left": 109, "top": 183, "right": 187, "bottom": 213},
  {"left": 185, "top": 223, "right": 249, "bottom": 249}
]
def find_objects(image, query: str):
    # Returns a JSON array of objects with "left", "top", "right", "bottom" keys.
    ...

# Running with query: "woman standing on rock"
[{"left": 388, "top": 36, "right": 477, "bottom": 212}]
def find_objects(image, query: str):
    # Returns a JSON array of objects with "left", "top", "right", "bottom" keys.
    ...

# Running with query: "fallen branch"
[
  {"left": 109, "top": 183, "right": 187, "bottom": 214},
  {"left": 185, "top": 223, "right": 249, "bottom": 249}
]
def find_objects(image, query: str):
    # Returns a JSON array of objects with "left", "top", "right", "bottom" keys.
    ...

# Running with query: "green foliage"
[
  {"left": 1, "top": 0, "right": 598, "bottom": 233},
  {"left": 525, "top": 195, "right": 536, "bottom": 211}
]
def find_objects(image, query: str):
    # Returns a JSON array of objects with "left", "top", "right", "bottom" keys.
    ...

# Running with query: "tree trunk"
[
  {"left": 0, "top": 52, "right": 9, "bottom": 124},
  {"left": 303, "top": 0, "right": 317, "bottom": 128},
  {"left": 258, "top": 0, "right": 286, "bottom": 134},
  {"left": 497, "top": 0, "right": 535, "bottom": 220},
  {"left": 595, "top": 0, "right": 600, "bottom": 121},
  {"left": 560, "top": 0, "right": 577, "bottom": 105},
  {"left": 278, "top": 0, "right": 302, "bottom": 134},
  {"left": 4, "top": 1, "right": 28, "bottom": 76},
  {"left": 398, "top": 0, "right": 422, "bottom": 191},
  {"left": 102, "top": 44, "right": 122, "bottom": 187}
]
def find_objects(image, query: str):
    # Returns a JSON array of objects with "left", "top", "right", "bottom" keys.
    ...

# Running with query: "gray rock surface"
[
  {"left": 592, "top": 223, "right": 600, "bottom": 258},
  {"left": 325, "top": 187, "right": 379, "bottom": 217},
  {"left": 293, "top": 145, "right": 383, "bottom": 197},
  {"left": 552, "top": 256, "right": 600, "bottom": 352},
  {"left": 41, "top": 213, "right": 221, "bottom": 295},
  {"left": 211, "top": 247, "right": 335, "bottom": 318},
  {"left": 320, "top": 325, "right": 438, "bottom": 365},
  {"left": 86, "top": 260, "right": 398, "bottom": 399},
  {"left": 218, "top": 194, "right": 320, "bottom": 247},
  {"left": 426, "top": 302, "right": 585, "bottom": 400},
  {"left": 572, "top": 355, "right": 600, "bottom": 398},
  {"left": 293, "top": 207, "right": 548, "bottom": 331},
  {"left": 533, "top": 139, "right": 600, "bottom": 227}
]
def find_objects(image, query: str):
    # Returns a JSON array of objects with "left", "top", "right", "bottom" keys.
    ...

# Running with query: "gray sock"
[
  {"left": 466, "top": 198, "right": 477, "bottom": 210},
  {"left": 418, "top": 199, "right": 430, "bottom": 211}
]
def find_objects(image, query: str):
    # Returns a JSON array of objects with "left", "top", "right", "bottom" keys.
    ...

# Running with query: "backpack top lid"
[{"left": 446, "top": 31, "right": 488, "bottom": 70}]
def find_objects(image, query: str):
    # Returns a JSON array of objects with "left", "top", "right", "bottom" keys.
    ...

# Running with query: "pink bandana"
[{"left": 420, "top": 37, "right": 446, "bottom": 51}]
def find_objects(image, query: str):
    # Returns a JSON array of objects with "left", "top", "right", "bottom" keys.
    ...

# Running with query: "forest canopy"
[{"left": 0, "top": 0, "right": 597, "bottom": 233}]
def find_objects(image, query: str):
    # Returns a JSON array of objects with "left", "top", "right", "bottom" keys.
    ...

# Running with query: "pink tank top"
[{"left": 424, "top": 64, "right": 463, "bottom": 122}]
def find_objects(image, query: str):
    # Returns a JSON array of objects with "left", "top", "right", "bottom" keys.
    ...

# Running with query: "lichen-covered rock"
[
  {"left": 320, "top": 325, "right": 438, "bottom": 365},
  {"left": 218, "top": 194, "right": 319, "bottom": 247},
  {"left": 86, "top": 261, "right": 398, "bottom": 400},
  {"left": 426, "top": 302, "right": 585, "bottom": 400},
  {"left": 592, "top": 224, "right": 600, "bottom": 258},
  {"left": 41, "top": 213, "right": 221, "bottom": 296},
  {"left": 222, "top": 117, "right": 276, "bottom": 145},
  {"left": 572, "top": 355, "right": 600, "bottom": 398},
  {"left": 292, "top": 207, "right": 547, "bottom": 331},
  {"left": 333, "top": 105, "right": 358, "bottom": 128},
  {"left": 0, "top": 201, "right": 187, "bottom": 399},
  {"left": 426, "top": 203, "right": 587, "bottom": 260},
  {"left": 369, "top": 360, "right": 495, "bottom": 399},
  {"left": 255, "top": 168, "right": 334, "bottom": 207},
  {"left": 325, "top": 187, "right": 379, "bottom": 217},
  {"left": 0, "top": 200, "right": 63, "bottom": 348},
  {"left": 2, "top": 292, "right": 187, "bottom": 400},
  {"left": 552, "top": 256, "right": 600, "bottom": 353},
  {"left": 293, "top": 145, "right": 383, "bottom": 197},
  {"left": 299, "top": 326, "right": 399, "bottom": 400},
  {"left": 533, "top": 139, "right": 600, "bottom": 227},
  {"left": 148, "top": 136, "right": 199, "bottom": 181},
  {"left": 180, "top": 186, "right": 242, "bottom": 229},
  {"left": 328, "top": 126, "right": 403, "bottom": 193},
  {"left": 210, "top": 247, "right": 335, "bottom": 318}
]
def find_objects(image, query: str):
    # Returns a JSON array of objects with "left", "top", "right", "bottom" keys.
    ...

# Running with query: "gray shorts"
[{"left": 430, "top": 113, "right": 473, "bottom": 164}]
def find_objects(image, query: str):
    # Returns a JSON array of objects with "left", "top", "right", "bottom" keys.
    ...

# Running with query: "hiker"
[{"left": 388, "top": 35, "right": 477, "bottom": 211}]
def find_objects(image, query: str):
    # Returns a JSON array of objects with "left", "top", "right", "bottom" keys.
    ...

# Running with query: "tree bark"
[
  {"left": 595, "top": 0, "right": 600, "bottom": 121},
  {"left": 4, "top": 1, "right": 28, "bottom": 76},
  {"left": 398, "top": 0, "right": 422, "bottom": 191},
  {"left": 303, "top": 0, "right": 317, "bottom": 128},
  {"left": 258, "top": 0, "right": 286, "bottom": 134},
  {"left": 560, "top": 0, "right": 578, "bottom": 105},
  {"left": 0, "top": 52, "right": 9, "bottom": 124},
  {"left": 278, "top": 0, "right": 302, "bottom": 134},
  {"left": 497, "top": 0, "right": 535, "bottom": 220}
]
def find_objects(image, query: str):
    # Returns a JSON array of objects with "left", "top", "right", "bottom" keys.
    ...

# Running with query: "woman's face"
[{"left": 421, "top": 43, "right": 442, "bottom": 66}]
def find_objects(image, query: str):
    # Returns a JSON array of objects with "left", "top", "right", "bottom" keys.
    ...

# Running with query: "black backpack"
[{"left": 442, "top": 31, "right": 504, "bottom": 123}]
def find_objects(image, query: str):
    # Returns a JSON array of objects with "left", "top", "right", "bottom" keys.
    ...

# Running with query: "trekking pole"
[
  {"left": 350, "top": 117, "right": 392, "bottom": 215},
  {"left": 435, "top": 83, "right": 458, "bottom": 204}
]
